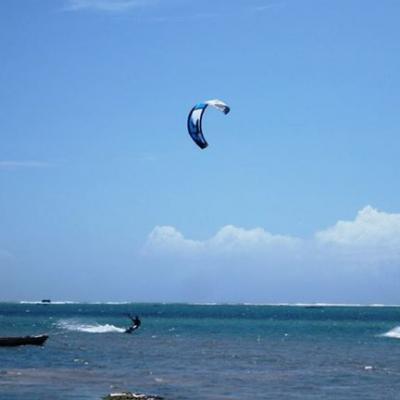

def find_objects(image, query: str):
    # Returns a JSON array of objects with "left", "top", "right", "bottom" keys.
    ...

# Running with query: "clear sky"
[{"left": 1, "top": 0, "right": 399, "bottom": 303}]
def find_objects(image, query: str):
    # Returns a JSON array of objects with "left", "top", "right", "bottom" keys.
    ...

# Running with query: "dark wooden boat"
[{"left": 0, "top": 335, "right": 48, "bottom": 347}]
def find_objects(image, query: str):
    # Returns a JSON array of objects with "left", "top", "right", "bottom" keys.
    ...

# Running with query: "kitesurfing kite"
[{"left": 187, "top": 99, "right": 230, "bottom": 149}]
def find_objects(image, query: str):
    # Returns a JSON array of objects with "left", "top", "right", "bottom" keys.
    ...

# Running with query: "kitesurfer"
[{"left": 125, "top": 315, "right": 141, "bottom": 334}]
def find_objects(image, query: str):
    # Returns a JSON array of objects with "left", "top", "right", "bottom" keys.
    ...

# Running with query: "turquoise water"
[{"left": 1, "top": 303, "right": 400, "bottom": 399}]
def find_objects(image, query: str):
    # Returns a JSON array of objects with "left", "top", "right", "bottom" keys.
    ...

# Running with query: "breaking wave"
[
  {"left": 57, "top": 320, "right": 125, "bottom": 333},
  {"left": 20, "top": 301, "right": 77, "bottom": 305},
  {"left": 382, "top": 326, "right": 400, "bottom": 339}
]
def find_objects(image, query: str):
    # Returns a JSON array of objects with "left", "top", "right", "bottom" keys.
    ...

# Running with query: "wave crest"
[{"left": 382, "top": 326, "right": 400, "bottom": 339}]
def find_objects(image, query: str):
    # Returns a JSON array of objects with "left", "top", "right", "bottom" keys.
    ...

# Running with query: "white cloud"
[
  {"left": 316, "top": 206, "right": 400, "bottom": 248},
  {"left": 0, "top": 161, "right": 51, "bottom": 170},
  {"left": 146, "top": 206, "right": 400, "bottom": 260},
  {"left": 208, "top": 225, "right": 299, "bottom": 254},
  {"left": 253, "top": 2, "right": 285, "bottom": 12},
  {"left": 64, "top": 1, "right": 281, "bottom": 19},
  {"left": 65, "top": 0, "right": 150, "bottom": 12},
  {"left": 145, "top": 226, "right": 203, "bottom": 254},
  {"left": 145, "top": 224, "right": 299, "bottom": 256}
]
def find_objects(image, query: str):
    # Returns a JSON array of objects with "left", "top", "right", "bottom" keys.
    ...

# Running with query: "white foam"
[
  {"left": 13, "top": 300, "right": 400, "bottom": 307},
  {"left": 382, "top": 326, "right": 400, "bottom": 339},
  {"left": 189, "top": 302, "right": 400, "bottom": 307},
  {"left": 57, "top": 320, "right": 125, "bottom": 333},
  {"left": 20, "top": 301, "right": 77, "bottom": 305}
]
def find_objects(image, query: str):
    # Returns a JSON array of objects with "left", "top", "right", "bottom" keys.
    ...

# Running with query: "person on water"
[{"left": 125, "top": 315, "right": 141, "bottom": 334}]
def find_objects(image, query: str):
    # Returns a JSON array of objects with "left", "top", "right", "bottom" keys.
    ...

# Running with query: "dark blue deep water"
[{"left": 1, "top": 303, "right": 400, "bottom": 399}]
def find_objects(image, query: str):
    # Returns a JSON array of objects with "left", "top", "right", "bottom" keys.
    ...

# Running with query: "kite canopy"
[{"left": 187, "top": 99, "right": 230, "bottom": 149}]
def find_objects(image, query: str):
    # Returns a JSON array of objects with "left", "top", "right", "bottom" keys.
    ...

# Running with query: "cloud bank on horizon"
[
  {"left": 146, "top": 206, "right": 400, "bottom": 258},
  {"left": 142, "top": 206, "right": 400, "bottom": 303}
]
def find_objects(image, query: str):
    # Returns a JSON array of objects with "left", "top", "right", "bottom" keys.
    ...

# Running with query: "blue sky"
[{"left": 0, "top": 0, "right": 399, "bottom": 303}]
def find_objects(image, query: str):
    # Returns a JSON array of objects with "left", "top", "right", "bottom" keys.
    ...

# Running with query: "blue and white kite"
[{"left": 187, "top": 99, "right": 230, "bottom": 149}]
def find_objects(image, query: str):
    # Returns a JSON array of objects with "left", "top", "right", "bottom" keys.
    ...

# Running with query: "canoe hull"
[{"left": 0, "top": 335, "right": 48, "bottom": 347}]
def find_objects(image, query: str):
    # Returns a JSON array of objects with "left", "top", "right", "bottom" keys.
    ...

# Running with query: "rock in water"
[{"left": 103, "top": 392, "right": 164, "bottom": 400}]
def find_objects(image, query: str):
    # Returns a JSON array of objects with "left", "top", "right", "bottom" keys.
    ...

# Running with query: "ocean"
[{"left": 0, "top": 302, "right": 399, "bottom": 400}]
